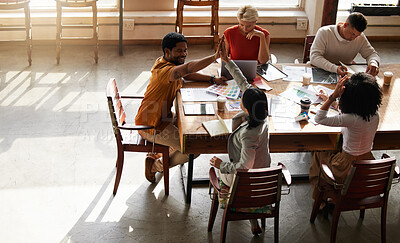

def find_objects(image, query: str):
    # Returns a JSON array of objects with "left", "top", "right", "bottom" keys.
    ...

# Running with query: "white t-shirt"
[
  {"left": 315, "top": 110, "right": 379, "bottom": 156},
  {"left": 310, "top": 24, "right": 380, "bottom": 73}
]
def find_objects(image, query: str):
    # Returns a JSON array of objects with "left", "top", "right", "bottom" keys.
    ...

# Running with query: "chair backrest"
[
  {"left": 106, "top": 78, "right": 126, "bottom": 140},
  {"left": 228, "top": 166, "right": 283, "bottom": 209},
  {"left": 0, "top": 0, "right": 29, "bottom": 4},
  {"left": 56, "top": 0, "right": 97, "bottom": 7},
  {"left": 342, "top": 157, "right": 397, "bottom": 200},
  {"left": 179, "top": 0, "right": 218, "bottom": 6},
  {"left": 302, "top": 35, "right": 315, "bottom": 64},
  {"left": 0, "top": 0, "right": 29, "bottom": 9}
]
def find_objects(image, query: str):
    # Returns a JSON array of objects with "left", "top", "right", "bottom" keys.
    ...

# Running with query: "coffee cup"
[
  {"left": 303, "top": 73, "right": 312, "bottom": 86},
  {"left": 300, "top": 97, "right": 311, "bottom": 114},
  {"left": 384, "top": 71, "right": 393, "bottom": 86},
  {"left": 217, "top": 96, "right": 227, "bottom": 111}
]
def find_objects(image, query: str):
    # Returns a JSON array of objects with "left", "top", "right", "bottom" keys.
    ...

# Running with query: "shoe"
[{"left": 145, "top": 155, "right": 156, "bottom": 183}]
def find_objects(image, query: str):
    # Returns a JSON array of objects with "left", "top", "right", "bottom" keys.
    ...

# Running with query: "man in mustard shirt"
[{"left": 135, "top": 32, "right": 226, "bottom": 182}]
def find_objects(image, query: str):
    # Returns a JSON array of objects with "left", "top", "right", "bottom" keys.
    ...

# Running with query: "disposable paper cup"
[
  {"left": 303, "top": 73, "right": 312, "bottom": 86},
  {"left": 384, "top": 71, "right": 393, "bottom": 86},
  {"left": 217, "top": 96, "right": 227, "bottom": 111},
  {"left": 300, "top": 97, "right": 311, "bottom": 114}
]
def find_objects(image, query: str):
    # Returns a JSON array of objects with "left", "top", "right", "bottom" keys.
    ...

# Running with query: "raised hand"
[
  {"left": 219, "top": 36, "right": 231, "bottom": 64},
  {"left": 331, "top": 75, "right": 349, "bottom": 99},
  {"left": 210, "top": 156, "right": 222, "bottom": 169}
]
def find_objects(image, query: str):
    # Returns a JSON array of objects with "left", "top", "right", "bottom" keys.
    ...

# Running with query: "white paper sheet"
[
  {"left": 282, "top": 66, "right": 306, "bottom": 82},
  {"left": 279, "top": 86, "right": 320, "bottom": 104},
  {"left": 180, "top": 88, "right": 218, "bottom": 102}
]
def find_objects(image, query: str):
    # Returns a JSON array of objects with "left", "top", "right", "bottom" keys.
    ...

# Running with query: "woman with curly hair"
[{"left": 309, "top": 72, "right": 382, "bottom": 207}]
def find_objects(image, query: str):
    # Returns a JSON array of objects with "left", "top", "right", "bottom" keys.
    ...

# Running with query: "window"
[
  {"left": 29, "top": 0, "right": 117, "bottom": 8},
  {"left": 338, "top": 0, "right": 398, "bottom": 10},
  {"left": 219, "top": 0, "right": 301, "bottom": 8}
]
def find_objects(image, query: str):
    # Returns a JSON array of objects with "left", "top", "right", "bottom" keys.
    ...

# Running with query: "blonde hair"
[{"left": 237, "top": 5, "right": 259, "bottom": 22}]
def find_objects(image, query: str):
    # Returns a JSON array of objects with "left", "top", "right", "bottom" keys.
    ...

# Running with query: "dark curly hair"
[
  {"left": 338, "top": 72, "right": 382, "bottom": 121},
  {"left": 161, "top": 32, "right": 187, "bottom": 55},
  {"left": 242, "top": 88, "right": 268, "bottom": 128},
  {"left": 347, "top": 12, "right": 368, "bottom": 32}
]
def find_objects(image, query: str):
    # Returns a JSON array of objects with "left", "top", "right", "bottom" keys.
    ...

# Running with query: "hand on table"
[
  {"left": 214, "top": 76, "right": 228, "bottom": 85},
  {"left": 317, "top": 89, "right": 329, "bottom": 101},
  {"left": 337, "top": 65, "right": 348, "bottom": 76},
  {"left": 210, "top": 156, "right": 222, "bottom": 169},
  {"left": 366, "top": 63, "right": 379, "bottom": 76}
]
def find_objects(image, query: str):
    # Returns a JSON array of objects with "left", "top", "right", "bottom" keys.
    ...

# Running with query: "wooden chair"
[
  {"left": 106, "top": 78, "right": 170, "bottom": 195},
  {"left": 208, "top": 163, "right": 292, "bottom": 243},
  {"left": 175, "top": 0, "right": 219, "bottom": 49},
  {"left": 302, "top": 35, "right": 315, "bottom": 64},
  {"left": 55, "top": 0, "right": 99, "bottom": 64},
  {"left": 310, "top": 154, "right": 397, "bottom": 243},
  {"left": 0, "top": 0, "right": 32, "bottom": 66}
]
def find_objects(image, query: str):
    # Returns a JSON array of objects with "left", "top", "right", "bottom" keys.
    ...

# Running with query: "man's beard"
[{"left": 171, "top": 56, "right": 185, "bottom": 66}]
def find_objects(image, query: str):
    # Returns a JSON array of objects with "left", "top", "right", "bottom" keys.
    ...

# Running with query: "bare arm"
[
  {"left": 246, "top": 29, "right": 270, "bottom": 64},
  {"left": 184, "top": 72, "right": 227, "bottom": 84},
  {"left": 169, "top": 54, "right": 217, "bottom": 82}
]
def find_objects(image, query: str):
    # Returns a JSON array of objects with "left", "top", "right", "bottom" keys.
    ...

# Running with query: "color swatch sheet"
[{"left": 206, "top": 80, "right": 240, "bottom": 100}]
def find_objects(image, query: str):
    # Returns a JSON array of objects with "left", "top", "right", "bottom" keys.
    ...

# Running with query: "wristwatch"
[{"left": 209, "top": 75, "right": 215, "bottom": 84}]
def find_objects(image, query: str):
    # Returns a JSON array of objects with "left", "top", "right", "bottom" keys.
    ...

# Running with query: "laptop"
[{"left": 221, "top": 60, "right": 257, "bottom": 81}]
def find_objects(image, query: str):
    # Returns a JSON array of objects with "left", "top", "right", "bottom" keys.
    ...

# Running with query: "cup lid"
[
  {"left": 300, "top": 97, "right": 311, "bottom": 104},
  {"left": 384, "top": 71, "right": 393, "bottom": 76}
]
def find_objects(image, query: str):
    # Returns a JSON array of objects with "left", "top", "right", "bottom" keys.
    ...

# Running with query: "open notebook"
[{"left": 202, "top": 114, "right": 232, "bottom": 137}]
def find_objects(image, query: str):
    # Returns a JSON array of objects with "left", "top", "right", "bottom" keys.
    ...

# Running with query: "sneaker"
[{"left": 145, "top": 155, "right": 156, "bottom": 183}]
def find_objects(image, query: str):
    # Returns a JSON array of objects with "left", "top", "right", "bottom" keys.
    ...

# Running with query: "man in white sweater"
[{"left": 310, "top": 12, "right": 380, "bottom": 76}]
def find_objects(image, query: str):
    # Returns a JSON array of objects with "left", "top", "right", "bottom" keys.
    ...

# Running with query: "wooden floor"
[{"left": 0, "top": 43, "right": 399, "bottom": 243}]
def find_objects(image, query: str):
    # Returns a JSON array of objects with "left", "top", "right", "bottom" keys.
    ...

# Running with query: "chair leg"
[
  {"left": 175, "top": 1, "right": 180, "bottom": 32},
  {"left": 113, "top": 148, "right": 124, "bottom": 195},
  {"left": 92, "top": 2, "right": 98, "bottom": 64},
  {"left": 207, "top": 191, "right": 219, "bottom": 232},
  {"left": 310, "top": 189, "right": 324, "bottom": 223},
  {"left": 56, "top": 2, "right": 62, "bottom": 64},
  {"left": 261, "top": 218, "right": 266, "bottom": 229},
  {"left": 330, "top": 206, "right": 341, "bottom": 243},
  {"left": 212, "top": 2, "right": 219, "bottom": 50},
  {"left": 179, "top": 4, "right": 184, "bottom": 34},
  {"left": 360, "top": 209, "right": 365, "bottom": 219},
  {"left": 162, "top": 148, "right": 169, "bottom": 195},
  {"left": 274, "top": 210, "right": 279, "bottom": 243},
  {"left": 24, "top": 5, "right": 32, "bottom": 66},
  {"left": 381, "top": 204, "right": 387, "bottom": 243},
  {"left": 220, "top": 210, "right": 229, "bottom": 243}
]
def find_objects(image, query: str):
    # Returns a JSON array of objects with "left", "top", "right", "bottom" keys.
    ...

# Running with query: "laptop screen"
[{"left": 221, "top": 60, "right": 257, "bottom": 81}]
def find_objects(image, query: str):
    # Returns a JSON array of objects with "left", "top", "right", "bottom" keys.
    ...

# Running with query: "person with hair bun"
[
  {"left": 309, "top": 72, "right": 382, "bottom": 209},
  {"left": 210, "top": 37, "right": 271, "bottom": 235},
  {"left": 223, "top": 5, "right": 270, "bottom": 64}
]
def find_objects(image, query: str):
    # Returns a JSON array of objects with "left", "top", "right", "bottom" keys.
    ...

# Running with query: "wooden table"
[{"left": 176, "top": 63, "right": 400, "bottom": 203}]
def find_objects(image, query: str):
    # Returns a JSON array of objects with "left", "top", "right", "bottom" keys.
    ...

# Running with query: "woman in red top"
[{"left": 224, "top": 5, "right": 270, "bottom": 64}]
